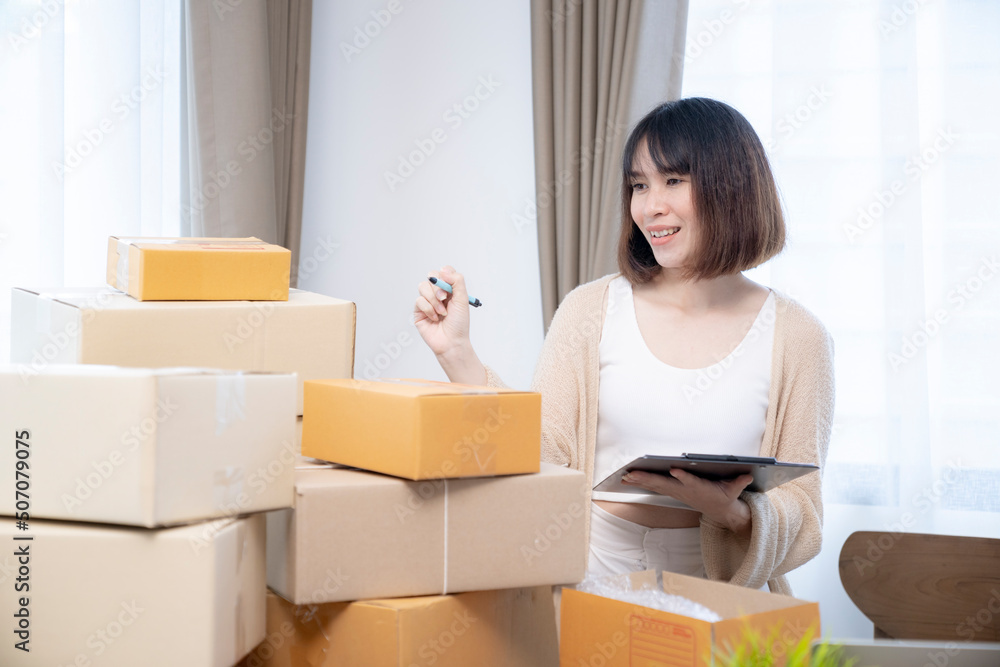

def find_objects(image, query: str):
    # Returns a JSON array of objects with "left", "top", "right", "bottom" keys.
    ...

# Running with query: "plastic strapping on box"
[
  {"left": 216, "top": 373, "right": 247, "bottom": 435},
  {"left": 296, "top": 604, "right": 333, "bottom": 667},
  {"left": 442, "top": 478, "right": 450, "bottom": 595},
  {"left": 116, "top": 238, "right": 131, "bottom": 288}
]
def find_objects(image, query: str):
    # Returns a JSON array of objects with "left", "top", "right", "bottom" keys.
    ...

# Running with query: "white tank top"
[{"left": 592, "top": 276, "right": 775, "bottom": 504}]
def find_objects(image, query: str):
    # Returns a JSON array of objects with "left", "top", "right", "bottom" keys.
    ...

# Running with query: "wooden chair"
[{"left": 839, "top": 531, "right": 1000, "bottom": 641}]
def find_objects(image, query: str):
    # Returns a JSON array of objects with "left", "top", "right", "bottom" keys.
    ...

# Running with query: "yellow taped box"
[
  {"left": 237, "top": 587, "right": 558, "bottom": 667},
  {"left": 302, "top": 378, "right": 541, "bottom": 479},
  {"left": 0, "top": 365, "right": 296, "bottom": 527},
  {"left": 107, "top": 236, "right": 291, "bottom": 301},
  {"left": 266, "top": 459, "right": 587, "bottom": 603},
  {"left": 10, "top": 287, "right": 356, "bottom": 415},
  {"left": 560, "top": 571, "right": 821, "bottom": 667},
  {"left": 0, "top": 515, "right": 265, "bottom": 667}
]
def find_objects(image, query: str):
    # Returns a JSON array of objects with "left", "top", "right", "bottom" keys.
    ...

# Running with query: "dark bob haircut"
[{"left": 618, "top": 97, "right": 785, "bottom": 283}]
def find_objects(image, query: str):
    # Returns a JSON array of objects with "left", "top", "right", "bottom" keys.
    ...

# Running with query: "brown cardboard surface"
[
  {"left": 301, "top": 378, "right": 541, "bottom": 479},
  {"left": 0, "top": 366, "right": 296, "bottom": 527},
  {"left": 107, "top": 236, "right": 291, "bottom": 301},
  {"left": 0, "top": 515, "right": 265, "bottom": 667},
  {"left": 237, "top": 587, "right": 558, "bottom": 667},
  {"left": 266, "top": 462, "right": 587, "bottom": 604},
  {"left": 9, "top": 286, "right": 356, "bottom": 414},
  {"left": 559, "top": 571, "right": 821, "bottom": 667}
]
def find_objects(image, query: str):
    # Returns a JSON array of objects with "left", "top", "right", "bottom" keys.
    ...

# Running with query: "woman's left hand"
[{"left": 621, "top": 469, "right": 753, "bottom": 535}]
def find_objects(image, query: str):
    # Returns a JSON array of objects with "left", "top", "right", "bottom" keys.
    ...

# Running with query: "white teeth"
[{"left": 650, "top": 228, "right": 680, "bottom": 238}]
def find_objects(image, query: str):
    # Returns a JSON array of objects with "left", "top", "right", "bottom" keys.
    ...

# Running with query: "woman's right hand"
[{"left": 414, "top": 266, "right": 486, "bottom": 385}]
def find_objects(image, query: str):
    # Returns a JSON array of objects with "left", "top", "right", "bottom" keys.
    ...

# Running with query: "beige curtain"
[
  {"left": 183, "top": 0, "right": 278, "bottom": 241},
  {"left": 530, "top": 0, "right": 688, "bottom": 327},
  {"left": 267, "top": 0, "right": 312, "bottom": 287},
  {"left": 182, "top": 0, "right": 313, "bottom": 285}
]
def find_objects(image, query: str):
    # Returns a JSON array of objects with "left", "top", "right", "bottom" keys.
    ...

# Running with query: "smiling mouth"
[{"left": 650, "top": 227, "right": 680, "bottom": 238}]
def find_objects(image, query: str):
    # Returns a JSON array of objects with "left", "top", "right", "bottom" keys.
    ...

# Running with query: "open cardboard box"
[{"left": 560, "top": 570, "right": 820, "bottom": 667}]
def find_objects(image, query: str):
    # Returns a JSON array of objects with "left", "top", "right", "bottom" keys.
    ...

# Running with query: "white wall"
[{"left": 300, "top": 0, "right": 542, "bottom": 388}]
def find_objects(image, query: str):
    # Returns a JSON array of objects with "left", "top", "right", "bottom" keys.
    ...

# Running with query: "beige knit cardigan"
[{"left": 485, "top": 274, "right": 835, "bottom": 595}]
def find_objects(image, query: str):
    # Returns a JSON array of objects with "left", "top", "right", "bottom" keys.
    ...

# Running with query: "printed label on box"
[{"left": 629, "top": 614, "right": 695, "bottom": 666}]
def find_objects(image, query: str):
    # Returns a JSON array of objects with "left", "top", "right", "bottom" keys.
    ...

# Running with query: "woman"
[{"left": 413, "top": 98, "right": 834, "bottom": 594}]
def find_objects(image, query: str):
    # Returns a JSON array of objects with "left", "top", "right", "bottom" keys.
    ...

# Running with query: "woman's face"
[{"left": 629, "top": 141, "right": 699, "bottom": 274}]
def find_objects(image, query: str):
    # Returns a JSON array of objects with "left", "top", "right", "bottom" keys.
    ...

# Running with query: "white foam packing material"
[{"left": 574, "top": 575, "right": 722, "bottom": 622}]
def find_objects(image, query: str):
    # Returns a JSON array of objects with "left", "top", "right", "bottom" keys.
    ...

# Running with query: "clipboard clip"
[{"left": 680, "top": 453, "right": 778, "bottom": 465}]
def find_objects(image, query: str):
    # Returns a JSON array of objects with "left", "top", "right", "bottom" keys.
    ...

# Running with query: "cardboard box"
[
  {"left": 107, "top": 236, "right": 291, "bottom": 301},
  {"left": 302, "top": 378, "right": 541, "bottom": 479},
  {"left": 0, "top": 365, "right": 296, "bottom": 527},
  {"left": 237, "top": 587, "right": 558, "bottom": 667},
  {"left": 267, "top": 460, "right": 587, "bottom": 603},
  {"left": 0, "top": 514, "right": 265, "bottom": 667},
  {"left": 559, "top": 571, "right": 821, "bottom": 667},
  {"left": 10, "top": 286, "right": 355, "bottom": 414}
]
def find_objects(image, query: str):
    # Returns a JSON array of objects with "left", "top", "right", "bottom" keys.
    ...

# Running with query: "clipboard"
[{"left": 593, "top": 453, "right": 818, "bottom": 497}]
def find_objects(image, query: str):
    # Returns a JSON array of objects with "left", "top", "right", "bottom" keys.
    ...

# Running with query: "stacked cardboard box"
[
  {"left": 10, "top": 285, "right": 355, "bottom": 415},
  {"left": 1, "top": 237, "right": 356, "bottom": 666},
  {"left": 237, "top": 587, "right": 560, "bottom": 667},
  {"left": 254, "top": 378, "right": 590, "bottom": 665}
]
